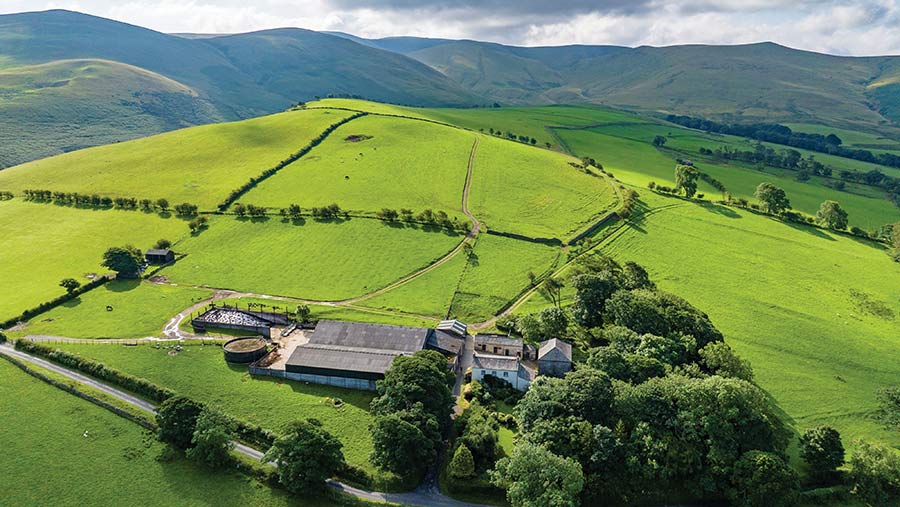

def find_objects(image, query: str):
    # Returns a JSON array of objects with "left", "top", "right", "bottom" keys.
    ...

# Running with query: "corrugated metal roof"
[
  {"left": 310, "top": 320, "right": 429, "bottom": 352},
  {"left": 286, "top": 343, "right": 403, "bottom": 374},
  {"left": 437, "top": 319, "right": 467, "bottom": 337}
]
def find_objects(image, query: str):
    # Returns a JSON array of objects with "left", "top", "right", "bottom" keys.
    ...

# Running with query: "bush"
[
  {"left": 449, "top": 444, "right": 476, "bottom": 479},
  {"left": 849, "top": 441, "right": 900, "bottom": 505},
  {"left": 728, "top": 451, "right": 799, "bottom": 507},
  {"left": 799, "top": 426, "right": 844, "bottom": 478}
]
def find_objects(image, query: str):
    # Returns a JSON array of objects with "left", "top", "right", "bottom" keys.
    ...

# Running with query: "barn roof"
[
  {"left": 538, "top": 338, "right": 572, "bottom": 361},
  {"left": 474, "top": 334, "right": 523, "bottom": 348},
  {"left": 426, "top": 329, "right": 464, "bottom": 355},
  {"left": 286, "top": 344, "right": 403, "bottom": 375},
  {"left": 309, "top": 320, "right": 429, "bottom": 352},
  {"left": 472, "top": 353, "right": 519, "bottom": 371},
  {"left": 145, "top": 249, "right": 172, "bottom": 256},
  {"left": 436, "top": 319, "right": 467, "bottom": 337}
]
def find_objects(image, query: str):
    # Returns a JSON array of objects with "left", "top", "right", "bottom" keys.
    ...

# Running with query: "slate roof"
[
  {"left": 474, "top": 334, "right": 523, "bottom": 348},
  {"left": 538, "top": 338, "right": 573, "bottom": 361},
  {"left": 437, "top": 319, "right": 467, "bottom": 337},
  {"left": 472, "top": 353, "right": 519, "bottom": 371},
  {"left": 426, "top": 329, "right": 464, "bottom": 355},
  {"left": 285, "top": 320, "right": 431, "bottom": 376},
  {"left": 146, "top": 249, "right": 173, "bottom": 256}
]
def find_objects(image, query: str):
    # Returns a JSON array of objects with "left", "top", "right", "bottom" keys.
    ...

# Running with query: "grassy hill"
[{"left": 0, "top": 10, "right": 480, "bottom": 166}]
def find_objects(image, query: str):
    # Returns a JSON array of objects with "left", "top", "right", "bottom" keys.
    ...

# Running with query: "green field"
[
  {"left": 470, "top": 134, "right": 618, "bottom": 239},
  {"left": 246, "top": 114, "right": 473, "bottom": 216},
  {"left": 557, "top": 125, "right": 900, "bottom": 229},
  {"left": 0, "top": 358, "right": 320, "bottom": 507},
  {"left": 360, "top": 250, "right": 469, "bottom": 318},
  {"left": 0, "top": 108, "right": 354, "bottom": 208},
  {"left": 9, "top": 281, "right": 210, "bottom": 339},
  {"left": 48, "top": 342, "right": 383, "bottom": 478},
  {"left": 522, "top": 191, "right": 900, "bottom": 453},
  {"left": 0, "top": 200, "right": 189, "bottom": 321},
  {"left": 161, "top": 215, "right": 463, "bottom": 301}
]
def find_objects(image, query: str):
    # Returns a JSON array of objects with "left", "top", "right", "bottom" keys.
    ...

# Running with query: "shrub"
[
  {"left": 449, "top": 444, "right": 476, "bottom": 479},
  {"left": 799, "top": 426, "right": 844, "bottom": 478},
  {"left": 728, "top": 451, "right": 799, "bottom": 507},
  {"left": 848, "top": 441, "right": 900, "bottom": 505}
]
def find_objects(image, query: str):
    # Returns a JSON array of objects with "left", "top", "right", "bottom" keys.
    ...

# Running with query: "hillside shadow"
[
  {"left": 782, "top": 220, "right": 836, "bottom": 241},
  {"left": 699, "top": 202, "right": 741, "bottom": 219},
  {"left": 107, "top": 279, "right": 141, "bottom": 292}
]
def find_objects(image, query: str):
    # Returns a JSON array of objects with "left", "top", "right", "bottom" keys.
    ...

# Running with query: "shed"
[
  {"left": 538, "top": 338, "right": 573, "bottom": 377},
  {"left": 145, "top": 249, "right": 175, "bottom": 264},
  {"left": 436, "top": 319, "right": 467, "bottom": 338}
]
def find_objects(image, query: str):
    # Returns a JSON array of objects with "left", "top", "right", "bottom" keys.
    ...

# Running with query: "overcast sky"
[{"left": 4, "top": 0, "right": 900, "bottom": 56}]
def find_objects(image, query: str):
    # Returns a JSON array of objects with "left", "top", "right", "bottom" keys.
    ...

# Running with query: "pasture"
[
  {"left": 160, "top": 215, "right": 463, "bottom": 301},
  {"left": 0, "top": 108, "right": 355, "bottom": 209},
  {"left": 48, "top": 342, "right": 384, "bottom": 480},
  {"left": 557, "top": 125, "right": 900, "bottom": 229},
  {"left": 523, "top": 192, "right": 900, "bottom": 453},
  {"left": 9, "top": 281, "right": 210, "bottom": 339},
  {"left": 0, "top": 358, "right": 327, "bottom": 507},
  {"left": 469, "top": 134, "right": 618, "bottom": 240},
  {"left": 0, "top": 200, "right": 188, "bottom": 321},
  {"left": 245, "top": 114, "right": 473, "bottom": 216}
]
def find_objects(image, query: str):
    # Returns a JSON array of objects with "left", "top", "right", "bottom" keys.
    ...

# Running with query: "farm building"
[
  {"left": 471, "top": 353, "right": 534, "bottom": 391},
  {"left": 145, "top": 249, "right": 175, "bottom": 264},
  {"left": 279, "top": 320, "right": 465, "bottom": 390},
  {"left": 191, "top": 306, "right": 291, "bottom": 337},
  {"left": 538, "top": 338, "right": 573, "bottom": 377},
  {"left": 436, "top": 319, "right": 467, "bottom": 337},
  {"left": 474, "top": 334, "right": 525, "bottom": 358}
]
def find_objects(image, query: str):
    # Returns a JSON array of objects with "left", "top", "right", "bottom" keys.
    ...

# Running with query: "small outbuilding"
[
  {"left": 474, "top": 334, "right": 524, "bottom": 358},
  {"left": 145, "top": 249, "right": 175, "bottom": 264},
  {"left": 538, "top": 338, "right": 573, "bottom": 377}
]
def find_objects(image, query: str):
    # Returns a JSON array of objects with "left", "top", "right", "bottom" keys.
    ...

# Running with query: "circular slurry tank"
[{"left": 223, "top": 337, "right": 268, "bottom": 363}]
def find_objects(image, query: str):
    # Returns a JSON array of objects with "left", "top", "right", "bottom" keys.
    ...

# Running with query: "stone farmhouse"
[{"left": 471, "top": 335, "right": 572, "bottom": 391}]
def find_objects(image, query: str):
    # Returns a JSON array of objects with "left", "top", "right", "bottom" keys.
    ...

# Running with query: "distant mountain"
[
  {"left": 340, "top": 34, "right": 900, "bottom": 134},
  {"left": 0, "top": 10, "right": 480, "bottom": 167}
]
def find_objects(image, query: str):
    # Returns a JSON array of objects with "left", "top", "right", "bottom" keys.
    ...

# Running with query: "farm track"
[
  {"left": 0, "top": 342, "right": 492, "bottom": 507},
  {"left": 469, "top": 202, "right": 686, "bottom": 330}
]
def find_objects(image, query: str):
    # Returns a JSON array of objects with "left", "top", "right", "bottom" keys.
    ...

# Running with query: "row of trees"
[
  {"left": 20, "top": 189, "right": 202, "bottom": 216},
  {"left": 485, "top": 128, "right": 540, "bottom": 146},
  {"left": 667, "top": 115, "right": 900, "bottom": 170},
  {"left": 375, "top": 207, "right": 468, "bottom": 231}
]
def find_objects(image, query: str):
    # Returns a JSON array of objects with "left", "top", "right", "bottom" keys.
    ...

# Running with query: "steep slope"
[
  {"left": 0, "top": 59, "right": 221, "bottom": 168},
  {"left": 0, "top": 10, "right": 481, "bottom": 166}
]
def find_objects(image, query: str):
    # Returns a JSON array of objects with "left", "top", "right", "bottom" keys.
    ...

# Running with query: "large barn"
[{"left": 282, "top": 320, "right": 464, "bottom": 390}]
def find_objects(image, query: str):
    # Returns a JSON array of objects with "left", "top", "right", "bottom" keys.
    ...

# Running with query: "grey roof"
[
  {"left": 472, "top": 353, "right": 519, "bottom": 371},
  {"left": 426, "top": 329, "right": 464, "bottom": 355},
  {"left": 146, "top": 249, "right": 173, "bottom": 256},
  {"left": 437, "top": 319, "right": 467, "bottom": 337},
  {"left": 309, "top": 320, "right": 429, "bottom": 353},
  {"left": 286, "top": 344, "right": 403, "bottom": 375},
  {"left": 539, "top": 338, "right": 573, "bottom": 361},
  {"left": 474, "top": 334, "right": 523, "bottom": 348},
  {"left": 518, "top": 363, "right": 536, "bottom": 381}
]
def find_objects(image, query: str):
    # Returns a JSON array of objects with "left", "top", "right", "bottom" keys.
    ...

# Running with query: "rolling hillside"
[
  {"left": 341, "top": 33, "right": 900, "bottom": 135},
  {"left": 0, "top": 10, "right": 480, "bottom": 167}
]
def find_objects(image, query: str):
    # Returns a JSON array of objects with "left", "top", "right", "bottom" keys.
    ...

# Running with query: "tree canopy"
[{"left": 264, "top": 418, "right": 344, "bottom": 494}]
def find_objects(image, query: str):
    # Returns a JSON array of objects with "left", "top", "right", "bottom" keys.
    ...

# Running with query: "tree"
[
  {"left": 728, "top": 451, "right": 799, "bottom": 507},
  {"left": 265, "top": 418, "right": 345, "bottom": 494},
  {"left": 570, "top": 272, "right": 618, "bottom": 328},
  {"left": 101, "top": 245, "right": 143, "bottom": 278},
  {"left": 816, "top": 200, "right": 849, "bottom": 230},
  {"left": 699, "top": 341, "right": 753, "bottom": 381},
  {"left": 59, "top": 278, "right": 81, "bottom": 295},
  {"left": 876, "top": 386, "right": 900, "bottom": 429},
  {"left": 538, "top": 278, "right": 565, "bottom": 307},
  {"left": 155, "top": 198, "right": 169, "bottom": 211},
  {"left": 157, "top": 396, "right": 204, "bottom": 449},
  {"left": 675, "top": 164, "right": 700, "bottom": 198},
  {"left": 798, "top": 426, "right": 844, "bottom": 478},
  {"left": 449, "top": 444, "right": 476, "bottom": 479},
  {"left": 892, "top": 222, "right": 900, "bottom": 253},
  {"left": 849, "top": 441, "right": 900, "bottom": 505},
  {"left": 295, "top": 304, "right": 311, "bottom": 323},
  {"left": 370, "top": 350, "right": 454, "bottom": 431},
  {"left": 652, "top": 135, "right": 667, "bottom": 147},
  {"left": 561, "top": 368, "right": 613, "bottom": 425},
  {"left": 188, "top": 216, "right": 208, "bottom": 233},
  {"left": 233, "top": 203, "right": 247, "bottom": 217},
  {"left": 186, "top": 406, "right": 234, "bottom": 468},
  {"left": 490, "top": 443, "right": 584, "bottom": 507},
  {"left": 154, "top": 239, "right": 172, "bottom": 250},
  {"left": 370, "top": 412, "right": 435, "bottom": 478},
  {"left": 755, "top": 182, "right": 791, "bottom": 214}
]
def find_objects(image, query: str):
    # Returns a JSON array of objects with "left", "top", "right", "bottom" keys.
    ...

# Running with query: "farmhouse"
[
  {"left": 474, "top": 334, "right": 526, "bottom": 358},
  {"left": 538, "top": 338, "right": 573, "bottom": 377},
  {"left": 279, "top": 320, "right": 465, "bottom": 390},
  {"left": 145, "top": 248, "right": 175, "bottom": 264},
  {"left": 471, "top": 353, "right": 534, "bottom": 391}
]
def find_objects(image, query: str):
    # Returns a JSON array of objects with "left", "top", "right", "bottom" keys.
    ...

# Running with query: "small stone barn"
[
  {"left": 537, "top": 338, "right": 573, "bottom": 377},
  {"left": 145, "top": 249, "right": 175, "bottom": 264},
  {"left": 474, "top": 334, "right": 524, "bottom": 358}
]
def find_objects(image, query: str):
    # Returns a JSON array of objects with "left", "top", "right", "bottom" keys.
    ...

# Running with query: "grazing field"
[
  {"left": 0, "top": 108, "right": 354, "bottom": 209},
  {"left": 557, "top": 126, "right": 900, "bottom": 229},
  {"left": 469, "top": 134, "right": 618, "bottom": 239},
  {"left": 161, "top": 215, "right": 463, "bottom": 301},
  {"left": 49, "top": 342, "right": 382, "bottom": 477},
  {"left": 0, "top": 200, "right": 189, "bottom": 321},
  {"left": 449, "top": 234, "right": 561, "bottom": 322},
  {"left": 9, "top": 281, "right": 210, "bottom": 339},
  {"left": 246, "top": 114, "right": 473, "bottom": 216},
  {"left": 524, "top": 194, "right": 900, "bottom": 453},
  {"left": 0, "top": 359, "right": 319, "bottom": 507}
]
